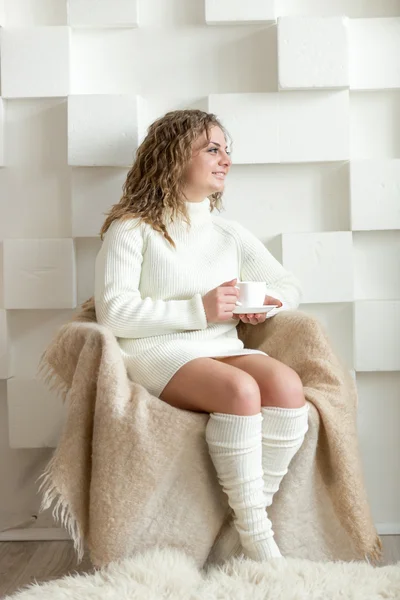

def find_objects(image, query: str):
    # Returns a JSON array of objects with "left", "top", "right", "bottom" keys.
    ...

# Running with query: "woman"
[{"left": 94, "top": 109, "right": 309, "bottom": 562}]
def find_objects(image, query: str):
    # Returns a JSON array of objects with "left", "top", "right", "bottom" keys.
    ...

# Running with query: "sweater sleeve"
[
  {"left": 229, "top": 221, "right": 302, "bottom": 311},
  {"left": 94, "top": 219, "right": 208, "bottom": 338}
]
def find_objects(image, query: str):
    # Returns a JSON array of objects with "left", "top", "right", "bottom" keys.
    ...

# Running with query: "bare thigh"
[
  {"left": 216, "top": 355, "right": 305, "bottom": 408},
  {"left": 159, "top": 357, "right": 261, "bottom": 416}
]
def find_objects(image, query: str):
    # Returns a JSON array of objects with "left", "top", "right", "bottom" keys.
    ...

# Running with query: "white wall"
[{"left": 0, "top": 0, "right": 399, "bottom": 538}]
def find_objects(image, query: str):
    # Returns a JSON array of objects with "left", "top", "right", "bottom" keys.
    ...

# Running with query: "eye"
[{"left": 208, "top": 148, "right": 231, "bottom": 156}]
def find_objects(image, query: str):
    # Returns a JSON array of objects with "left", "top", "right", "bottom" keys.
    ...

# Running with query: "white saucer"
[{"left": 232, "top": 305, "right": 279, "bottom": 315}]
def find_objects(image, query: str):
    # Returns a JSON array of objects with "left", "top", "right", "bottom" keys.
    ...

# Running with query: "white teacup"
[{"left": 235, "top": 281, "right": 266, "bottom": 308}]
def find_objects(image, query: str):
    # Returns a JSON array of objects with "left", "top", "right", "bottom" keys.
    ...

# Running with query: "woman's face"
[{"left": 183, "top": 125, "right": 232, "bottom": 201}]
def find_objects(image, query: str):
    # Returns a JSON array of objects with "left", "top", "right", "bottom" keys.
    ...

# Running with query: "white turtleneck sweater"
[{"left": 94, "top": 198, "right": 302, "bottom": 398}]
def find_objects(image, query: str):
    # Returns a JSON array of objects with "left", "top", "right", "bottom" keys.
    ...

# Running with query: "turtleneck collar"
[
  {"left": 184, "top": 197, "right": 212, "bottom": 225},
  {"left": 163, "top": 197, "right": 213, "bottom": 231}
]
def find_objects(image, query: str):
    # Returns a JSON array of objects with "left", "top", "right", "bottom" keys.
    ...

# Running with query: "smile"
[{"left": 212, "top": 172, "right": 226, "bottom": 179}]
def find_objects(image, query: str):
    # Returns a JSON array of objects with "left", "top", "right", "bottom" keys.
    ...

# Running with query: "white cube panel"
[
  {"left": 350, "top": 160, "right": 400, "bottom": 230},
  {"left": 3, "top": 239, "right": 77, "bottom": 309},
  {"left": 4, "top": 3, "right": 67, "bottom": 26},
  {"left": 220, "top": 163, "right": 350, "bottom": 236},
  {"left": 205, "top": 0, "right": 275, "bottom": 24},
  {"left": 0, "top": 1, "right": 4, "bottom": 26},
  {"left": 75, "top": 237, "right": 102, "bottom": 305},
  {"left": 70, "top": 28, "right": 137, "bottom": 96},
  {"left": 280, "top": 231, "right": 354, "bottom": 303},
  {"left": 278, "top": 16, "right": 349, "bottom": 89},
  {"left": 68, "top": 95, "right": 139, "bottom": 167},
  {"left": 7, "top": 378, "right": 67, "bottom": 448},
  {"left": 356, "top": 372, "right": 400, "bottom": 528},
  {"left": 68, "top": 0, "right": 139, "bottom": 27},
  {"left": 208, "top": 94, "right": 279, "bottom": 164},
  {"left": 354, "top": 301, "right": 400, "bottom": 371},
  {"left": 1, "top": 27, "right": 70, "bottom": 98},
  {"left": 279, "top": 90, "right": 349, "bottom": 162},
  {"left": 6, "top": 308, "right": 74, "bottom": 378},
  {"left": 208, "top": 92, "right": 349, "bottom": 164},
  {"left": 349, "top": 18, "right": 400, "bottom": 90},
  {"left": 353, "top": 232, "right": 400, "bottom": 301},
  {"left": 72, "top": 168, "right": 127, "bottom": 237},
  {"left": 350, "top": 91, "right": 400, "bottom": 159},
  {"left": 0, "top": 309, "right": 10, "bottom": 379}
]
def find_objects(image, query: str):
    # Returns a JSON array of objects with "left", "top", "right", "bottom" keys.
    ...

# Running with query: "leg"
[
  {"left": 160, "top": 358, "right": 281, "bottom": 561},
  {"left": 217, "top": 355, "right": 309, "bottom": 508},
  {"left": 160, "top": 357, "right": 261, "bottom": 415},
  {"left": 215, "top": 354, "right": 306, "bottom": 409}
]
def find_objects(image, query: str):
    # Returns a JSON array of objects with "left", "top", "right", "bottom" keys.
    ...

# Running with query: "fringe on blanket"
[
  {"left": 35, "top": 356, "right": 85, "bottom": 564},
  {"left": 364, "top": 537, "right": 384, "bottom": 566},
  {"left": 35, "top": 457, "right": 85, "bottom": 564},
  {"left": 36, "top": 354, "right": 70, "bottom": 403}
]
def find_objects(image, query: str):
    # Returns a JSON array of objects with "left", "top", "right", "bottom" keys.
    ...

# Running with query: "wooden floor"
[{"left": 1, "top": 536, "right": 399, "bottom": 598}]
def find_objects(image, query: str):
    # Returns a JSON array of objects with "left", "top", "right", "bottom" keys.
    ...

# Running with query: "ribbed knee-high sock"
[
  {"left": 261, "top": 404, "right": 309, "bottom": 508},
  {"left": 205, "top": 412, "right": 282, "bottom": 561}
]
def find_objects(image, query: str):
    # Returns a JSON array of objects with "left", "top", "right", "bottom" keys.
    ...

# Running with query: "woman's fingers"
[
  {"left": 234, "top": 312, "right": 268, "bottom": 325},
  {"left": 240, "top": 313, "right": 256, "bottom": 324}
]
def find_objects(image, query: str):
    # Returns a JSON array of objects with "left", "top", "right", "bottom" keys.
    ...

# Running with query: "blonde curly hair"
[{"left": 99, "top": 109, "right": 232, "bottom": 248}]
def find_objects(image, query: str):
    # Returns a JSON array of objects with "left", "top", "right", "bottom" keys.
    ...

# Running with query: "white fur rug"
[{"left": 5, "top": 546, "right": 400, "bottom": 600}]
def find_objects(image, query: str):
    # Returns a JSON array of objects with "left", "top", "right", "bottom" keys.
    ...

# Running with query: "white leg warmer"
[
  {"left": 261, "top": 403, "right": 310, "bottom": 508},
  {"left": 205, "top": 412, "right": 282, "bottom": 561}
]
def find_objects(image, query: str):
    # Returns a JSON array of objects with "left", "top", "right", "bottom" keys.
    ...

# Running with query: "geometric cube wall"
[
  {"left": 75, "top": 237, "right": 102, "bottom": 305},
  {"left": 208, "top": 91, "right": 350, "bottom": 163},
  {"left": 208, "top": 94, "right": 279, "bottom": 163},
  {"left": 354, "top": 301, "right": 400, "bottom": 371},
  {"left": 349, "top": 18, "right": 400, "bottom": 90},
  {"left": 71, "top": 168, "right": 127, "bottom": 237},
  {"left": 67, "top": 0, "right": 139, "bottom": 28},
  {"left": 1, "top": 27, "right": 70, "bottom": 98},
  {"left": 350, "top": 160, "right": 400, "bottom": 230},
  {"left": 279, "top": 90, "right": 349, "bottom": 162},
  {"left": 356, "top": 372, "right": 400, "bottom": 532},
  {"left": 7, "top": 378, "right": 67, "bottom": 448},
  {"left": 277, "top": 16, "right": 349, "bottom": 89},
  {"left": 3, "top": 239, "right": 77, "bottom": 309},
  {"left": 278, "top": 16, "right": 400, "bottom": 92},
  {"left": 353, "top": 231, "right": 400, "bottom": 301},
  {"left": 0, "top": 309, "right": 10, "bottom": 379},
  {"left": 68, "top": 95, "right": 139, "bottom": 167},
  {"left": 278, "top": 232, "right": 354, "bottom": 303},
  {"left": 205, "top": 0, "right": 275, "bottom": 24}
]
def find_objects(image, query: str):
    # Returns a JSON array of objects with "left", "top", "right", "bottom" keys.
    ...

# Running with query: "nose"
[{"left": 219, "top": 151, "right": 232, "bottom": 168}]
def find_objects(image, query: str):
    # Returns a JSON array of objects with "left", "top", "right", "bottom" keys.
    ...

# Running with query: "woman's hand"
[
  {"left": 202, "top": 278, "right": 240, "bottom": 323},
  {"left": 236, "top": 295, "right": 282, "bottom": 326}
]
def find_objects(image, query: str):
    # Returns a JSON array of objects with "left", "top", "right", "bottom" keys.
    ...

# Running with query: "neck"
[{"left": 182, "top": 185, "right": 211, "bottom": 204}]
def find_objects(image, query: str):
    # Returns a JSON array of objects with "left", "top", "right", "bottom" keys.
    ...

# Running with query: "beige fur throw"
[{"left": 36, "top": 297, "right": 382, "bottom": 567}]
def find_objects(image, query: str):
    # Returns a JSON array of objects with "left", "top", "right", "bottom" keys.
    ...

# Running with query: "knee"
[
  {"left": 262, "top": 365, "right": 305, "bottom": 408},
  {"left": 225, "top": 372, "right": 261, "bottom": 416}
]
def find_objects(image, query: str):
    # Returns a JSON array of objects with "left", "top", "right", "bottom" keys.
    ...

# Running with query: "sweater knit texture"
[{"left": 94, "top": 197, "right": 302, "bottom": 397}]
